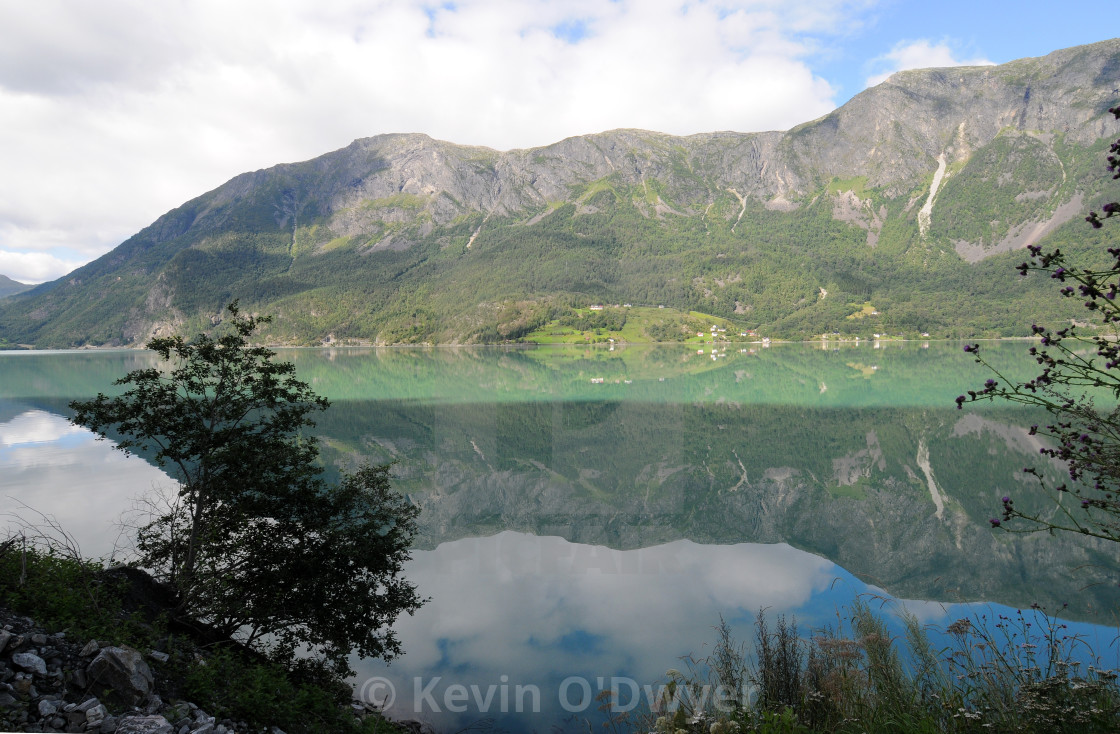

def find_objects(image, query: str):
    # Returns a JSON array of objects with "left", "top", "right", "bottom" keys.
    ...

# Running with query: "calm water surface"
[{"left": 2, "top": 343, "right": 1118, "bottom": 731}]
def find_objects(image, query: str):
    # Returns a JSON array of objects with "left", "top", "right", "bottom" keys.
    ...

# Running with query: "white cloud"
[
  {"left": 0, "top": 410, "right": 84, "bottom": 446},
  {"left": 865, "top": 38, "right": 994, "bottom": 88},
  {"left": 353, "top": 531, "right": 837, "bottom": 723},
  {"left": 0, "top": 0, "right": 862, "bottom": 283}
]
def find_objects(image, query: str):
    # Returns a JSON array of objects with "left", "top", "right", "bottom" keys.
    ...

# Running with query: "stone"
[
  {"left": 0, "top": 692, "right": 16, "bottom": 707},
  {"left": 76, "top": 698, "right": 101, "bottom": 713},
  {"left": 80, "top": 640, "right": 100, "bottom": 657},
  {"left": 86, "top": 703, "right": 109, "bottom": 726},
  {"left": 30, "top": 633, "right": 47, "bottom": 645},
  {"left": 87, "top": 647, "right": 153, "bottom": 707},
  {"left": 49, "top": 715, "right": 66, "bottom": 729},
  {"left": 39, "top": 698, "right": 60, "bottom": 716},
  {"left": 12, "top": 676, "right": 35, "bottom": 697},
  {"left": 100, "top": 716, "right": 120, "bottom": 733},
  {"left": 0, "top": 629, "right": 11, "bottom": 654},
  {"left": 68, "top": 668, "right": 88, "bottom": 689},
  {"left": 12, "top": 651, "right": 48, "bottom": 676},
  {"left": 114, "top": 716, "right": 174, "bottom": 734},
  {"left": 149, "top": 650, "right": 169, "bottom": 663},
  {"left": 189, "top": 723, "right": 214, "bottom": 734}
]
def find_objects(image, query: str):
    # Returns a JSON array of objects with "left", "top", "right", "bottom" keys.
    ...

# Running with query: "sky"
[{"left": 0, "top": 0, "right": 1115, "bottom": 284}]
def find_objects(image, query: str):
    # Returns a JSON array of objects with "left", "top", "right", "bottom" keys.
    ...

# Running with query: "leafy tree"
[
  {"left": 958, "top": 105, "right": 1120, "bottom": 541},
  {"left": 70, "top": 302, "right": 422, "bottom": 675}
]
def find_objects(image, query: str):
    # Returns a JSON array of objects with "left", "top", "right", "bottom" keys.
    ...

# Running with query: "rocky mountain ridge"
[{"left": 2, "top": 39, "right": 1119, "bottom": 347}]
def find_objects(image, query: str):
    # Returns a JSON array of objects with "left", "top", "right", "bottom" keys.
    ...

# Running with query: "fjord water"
[{"left": 3, "top": 343, "right": 1119, "bottom": 731}]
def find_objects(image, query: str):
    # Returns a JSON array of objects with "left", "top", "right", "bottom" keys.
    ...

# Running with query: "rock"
[
  {"left": 189, "top": 724, "right": 214, "bottom": 734},
  {"left": 68, "top": 667, "right": 88, "bottom": 689},
  {"left": 116, "top": 717, "right": 174, "bottom": 734},
  {"left": 39, "top": 698, "right": 60, "bottom": 716},
  {"left": 87, "top": 647, "right": 153, "bottom": 707},
  {"left": 12, "top": 676, "right": 35, "bottom": 697},
  {"left": 12, "top": 651, "right": 48, "bottom": 675},
  {"left": 0, "top": 691, "right": 16, "bottom": 707},
  {"left": 30, "top": 633, "right": 47, "bottom": 645},
  {"left": 100, "top": 716, "right": 120, "bottom": 733},
  {"left": 149, "top": 651, "right": 169, "bottom": 664},
  {"left": 115, "top": 715, "right": 174, "bottom": 734},
  {"left": 87, "top": 703, "right": 109, "bottom": 726},
  {"left": 76, "top": 697, "right": 101, "bottom": 713},
  {"left": 0, "top": 629, "right": 11, "bottom": 654},
  {"left": 80, "top": 640, "right": 101, "bottom": 657}
]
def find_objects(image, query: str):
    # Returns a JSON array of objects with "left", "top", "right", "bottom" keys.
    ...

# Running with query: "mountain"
[
  {"left": 0, "top": 274, "right": 32, "bottom": 299},
  {"left": 2, "top": 39, "right": 1120, "bottom": 347}
]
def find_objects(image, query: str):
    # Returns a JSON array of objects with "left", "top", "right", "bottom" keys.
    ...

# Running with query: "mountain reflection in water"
[{"left": 2, "top": 343, "right": 1119, "bottom": 731}]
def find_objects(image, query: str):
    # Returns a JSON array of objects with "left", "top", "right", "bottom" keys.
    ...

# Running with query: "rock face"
[{"left": 1, "top": 40, "right": 1119, "bottom": 347}]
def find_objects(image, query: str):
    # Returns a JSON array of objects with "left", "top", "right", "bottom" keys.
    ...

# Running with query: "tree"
[
  {"left": 70, "top": 302, "right": 422, "bottom": 675},
  {"left": 958, "top": 105, "right": 1120, "bottom": 541}
]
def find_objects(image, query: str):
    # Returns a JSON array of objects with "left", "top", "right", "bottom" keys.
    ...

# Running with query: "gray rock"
[
  {"left": 0, "top": 691, "right": 16, "bottom": 707},
  {"left": 87, "top": 703, "right": 109, "bottom": 726},
  {"left": 0, "top": 629, "right": 11, "bottom": 654},
  {"left": 76, "top": 697, "right": 101, "bottom": 712},
  {"left": 189, "top": 724, "right": 214, "bottom": 734},
  {"left": 49, "top": 714, "right": 66, "bottom": 729},
  {"left": 100, "top": 716, "right": 120, "bottom": 733},
  {"left": 87, "top": 647, "right": 153, "bottom": 707},
  {"left": 68, "top": 668, "right": 88, "bottom": 689},
  {"left": 11, "top": 676, "right": 35, "bottom": 697},
  {"left": 30, "top": 633, "right": 47, "bottom": 645},
  {"left": 39, "top": 698, "right": 60, "bottom": 716},
  {"left": 114, "top": 715, "right": 174, "bottom": 734},
  {"left": 80, "top": 640, "right": 101, "bottom": 657},
  {"left": 148, "top": 650, "right": 169, "bottom": 664},
  {"left": 12, "top": 651, "right": 48, "bottom": 676}
]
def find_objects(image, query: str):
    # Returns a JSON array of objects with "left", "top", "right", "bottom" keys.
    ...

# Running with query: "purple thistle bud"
[
  {"left": 1002, "top": 496, "right": 1010, "bottom": 503},
  {"left": 989, "top": 518, "right": 1001, "bottom": 528}
]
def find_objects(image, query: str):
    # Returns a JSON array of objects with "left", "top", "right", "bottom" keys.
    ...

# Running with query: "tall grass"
[{"left": 631, "top": 599, "right": 1120, "bottom": 734}]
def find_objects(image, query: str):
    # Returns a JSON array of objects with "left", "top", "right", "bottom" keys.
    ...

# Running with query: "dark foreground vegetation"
[{"left": 0, "top": 541, "right": 407, "bottom": 734}]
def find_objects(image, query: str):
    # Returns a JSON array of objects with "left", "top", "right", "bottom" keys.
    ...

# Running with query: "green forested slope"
[{"left": 2, "top": 40, "right": 1119, "bottom": 347}]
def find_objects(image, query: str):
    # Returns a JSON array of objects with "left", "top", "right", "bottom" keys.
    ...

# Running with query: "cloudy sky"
[{"left": 0, "top": 1, "right": 1113, "bottom": 283}]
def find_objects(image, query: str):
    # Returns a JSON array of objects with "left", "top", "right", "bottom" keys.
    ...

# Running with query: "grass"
[
  {"left": 522, "top": 306, "right": 751, "bottom": 344},
  {"left": 604, "top": 601, "right": 1120, "bottom": 734}
]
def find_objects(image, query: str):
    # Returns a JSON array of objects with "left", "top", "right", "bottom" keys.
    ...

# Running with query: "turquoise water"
[{"left": 2, "top": 343, "right": 1116, "bottom": 731}]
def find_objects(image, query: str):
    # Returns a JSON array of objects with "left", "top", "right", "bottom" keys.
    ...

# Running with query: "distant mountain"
[
  {"left": 2, "top": 39, "right": 1119, "bottom": 347},
  {"left": 0, "top": 274, "right": 32, "bottom": 299}
]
